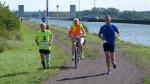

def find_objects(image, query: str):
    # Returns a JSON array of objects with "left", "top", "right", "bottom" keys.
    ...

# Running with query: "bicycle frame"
[{"left": 74, "top": 37, "right": 81, "bottom": 69}]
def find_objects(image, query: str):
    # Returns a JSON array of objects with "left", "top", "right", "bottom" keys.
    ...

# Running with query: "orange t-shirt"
[{"left": 69, "top": 24, "right": 83, "bottom": 36}]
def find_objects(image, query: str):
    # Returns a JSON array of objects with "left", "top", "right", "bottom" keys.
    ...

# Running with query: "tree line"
[
  {"left": 24, "top": 7, "right": 150, "bottom": 20},
  {"left": 77, "top": 7, "right": 150, "bottom": 20}
]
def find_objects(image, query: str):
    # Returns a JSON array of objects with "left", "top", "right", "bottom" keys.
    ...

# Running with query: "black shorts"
[
  {"left": 103, "top": 43, "right": 115, "bottom": 52},
  {"left": 39, "top": 49, "right": 50, "bottom": 54}
]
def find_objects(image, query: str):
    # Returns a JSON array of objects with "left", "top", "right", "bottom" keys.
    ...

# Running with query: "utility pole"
[
  {"left": 56, "top": 5, "right": 59, "bottom": 28},
  {"left": 46, "top": 0, "right": 49, "bottom": 26},
  {"left": 78, "top": 0, "right": 80, "bottom": 19},
  {"left": 94, "top": 0, "right": 96, "bottom": 9}
]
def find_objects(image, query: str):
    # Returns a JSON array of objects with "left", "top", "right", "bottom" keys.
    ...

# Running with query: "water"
[{"left": 31, "top": 18, "right": 150, "bottom": 46}]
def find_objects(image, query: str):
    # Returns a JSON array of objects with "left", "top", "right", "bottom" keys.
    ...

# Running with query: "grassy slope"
[
  {"left": 0, "top": 24, "right": 68, "bottom": 84},
  {"left": 117, "top": 41, "right": 150, "bottom": 84}
]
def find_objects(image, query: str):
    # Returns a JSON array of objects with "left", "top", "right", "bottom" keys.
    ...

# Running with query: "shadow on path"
[
  {"left": 57, "top": 73, "right": 106, "bottom": 81},
  {"left": 37, "top": 66, "right": 74, "bottom": 70},
  {"left": 0, "top": 72, "right": 29, "bottom": 78}
]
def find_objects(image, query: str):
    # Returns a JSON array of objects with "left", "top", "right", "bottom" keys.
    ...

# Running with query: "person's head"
[
  {"left": 40, "top": 22, "right": 46, "bottom": 32},
  {"left": 73, "top": 18, "right": 80, "bottom": 25},
  {"left": 104, "top": 15, "right": 111, "bottom": 25},
  {"left": 46, "top": 25, "right": 49, "bottom": 30}
]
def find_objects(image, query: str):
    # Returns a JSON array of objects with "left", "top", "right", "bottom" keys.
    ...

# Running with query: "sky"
[{"left": 1, "top": 0, "right": 150, "bottom": 12}]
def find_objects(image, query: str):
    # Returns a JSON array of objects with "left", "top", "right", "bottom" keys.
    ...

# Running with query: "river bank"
[
  {"left": 31, "top": 18, "right": 150, "bottom": 46},
  {"left": 49, "top": 17, "right": 150, "bottom": 25}
]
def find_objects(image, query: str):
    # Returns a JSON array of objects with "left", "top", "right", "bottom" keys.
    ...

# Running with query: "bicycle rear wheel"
[{"left": 75, "top": 47, "right": 80, "bottom": 69}]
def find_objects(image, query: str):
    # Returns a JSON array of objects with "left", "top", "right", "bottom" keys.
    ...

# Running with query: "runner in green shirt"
[{"left": 35, "top": 23, "right": 53, "bottom": 69}]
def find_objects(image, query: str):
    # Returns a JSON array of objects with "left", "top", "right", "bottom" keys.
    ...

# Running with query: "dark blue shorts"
[{"left": 103, "top": 43, "right": 115, "bottom": 52}]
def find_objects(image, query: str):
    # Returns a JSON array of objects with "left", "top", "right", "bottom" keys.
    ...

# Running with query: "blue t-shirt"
[
  {"left": 41, "top": 17, "right": 46, "bottom": 22},
  {"left": 98, "top": 24, "right": 119, "bottom": 45}
]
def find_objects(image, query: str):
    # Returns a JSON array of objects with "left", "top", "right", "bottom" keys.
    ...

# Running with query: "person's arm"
[
  {"left": 68, "top": 26, "right": 72, "bottom": 37},
  {"left": 116, "top": 29, "right": 120, "bottom": 37},
  {"left": 68, "top": 30, "right": 71, "bottom": 37},
  {"left": 81, "top": 28, "right": 86, "bottom": 37},
  {"left": 114, "top": 25, "right": 120, "bottom": 37},
  {"left": 49, "top": 35, "right": 53, "bottom": 46},
  {"left": 35, "top": 36, "right": 39, "bottom": 46},
  {"left": 98, "top": 27, "right": 105, "bottom": 40},
  {"left": 115, "top": 31, "right": 120, "bottom": 37},
  {"left": 98, "top": 34, "right": 105, "bottom": 40},
  {"left": 50, "top": 35, "right": 53, "bottom": 43},
  {"left": 48, "top": 31, "right": 53, "bottom": 45},
  {"left": 80, "top": 24, "right": 86, "bottom": 37},
  {"left": 82, "top": 29, "right": 86, "bottom": 36}
]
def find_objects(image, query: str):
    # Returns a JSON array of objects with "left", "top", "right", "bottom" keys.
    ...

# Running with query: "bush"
[
  {"left": 0, "top": 2, "right": 20, "bottom": 31},
  {"left": 0, "top": 2, "right": 22, "bottom": 53},
  {"left": 0, "top": 37, "right": 22, "bottom": 53},
  {"left": 0, "top": 30, "right": 23, "bottom": 40}
]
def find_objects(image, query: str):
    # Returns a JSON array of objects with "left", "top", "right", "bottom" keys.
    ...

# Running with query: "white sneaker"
[
  {"left": 72, "top": 55, "right": 75, "bottom": 61},
  {"left": 106, "top": 69, "right": 112, "bottom": 75}
]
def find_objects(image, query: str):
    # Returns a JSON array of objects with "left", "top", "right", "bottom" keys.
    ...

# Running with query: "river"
[{"left": 31, "top": 18, "right": 150, "bottom": 46}]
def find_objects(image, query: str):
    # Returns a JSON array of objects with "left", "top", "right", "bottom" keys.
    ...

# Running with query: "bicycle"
[
  {"left": 69, "top": 34, "right": 85, "bottom": 69},
  {"left": 73, "top": 37, "right": 81, "bottom": 69}
]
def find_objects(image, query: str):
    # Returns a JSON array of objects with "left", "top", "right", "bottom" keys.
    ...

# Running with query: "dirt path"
[
  {"left": 44, "top": 36, "right": 145, "bottom": 84},
  {"left": 23, "top": 21, "right": 145, "bottom": 84}
]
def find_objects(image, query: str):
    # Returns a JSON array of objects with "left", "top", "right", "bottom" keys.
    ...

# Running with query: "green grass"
[
  {"left": 0, "top": 24, "right": 68, "bottom": 84},
  {"left": 116, "top": 39, "right": 150, "bottom": 69},
  {"left": 118, "top": 41, "right": 150, "bottom": 84},
  {"left": 0, "top": 30, "right": 22, "bottom": 53}
]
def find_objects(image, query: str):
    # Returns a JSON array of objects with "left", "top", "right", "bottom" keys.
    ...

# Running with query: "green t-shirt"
[{"left": 37, "top": 30, "right": 52, "bottom": 50}]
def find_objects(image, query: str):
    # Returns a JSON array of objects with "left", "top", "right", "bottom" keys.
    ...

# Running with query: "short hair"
[
  {"left": 104, "top": 15, "right": 111, "bottom": 19},
  {"left": 73, "top": 18, "right": 80, "bottom": 23},
  {"left": 40, "top": 22, "right": 46, "bottom": 28}
]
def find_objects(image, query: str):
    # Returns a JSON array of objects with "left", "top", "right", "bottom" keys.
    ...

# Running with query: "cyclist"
[
  {"left": 35, "top": 23, "right": 53, "bottom": 69},
  {"left": 98, "top": 15, "right": 120, "bottom": 74},
  {"left": 68, "top": 18, "right": 86, "bottom": 60}
]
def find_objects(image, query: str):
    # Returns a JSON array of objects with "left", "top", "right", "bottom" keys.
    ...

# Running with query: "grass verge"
[
  {"left": 0, "top": 24, "right": 68, "bottom": 84},
  {"left": 117, "top": 40, "right": 150, "bottom": 84}
]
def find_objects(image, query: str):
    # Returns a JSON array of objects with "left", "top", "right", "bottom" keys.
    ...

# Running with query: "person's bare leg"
[
  {"left": 45, "top": 54, "right": 50, "bottom": 68},
  {"left": 80, "top": 38, "right": 84, "bottom": 60},
  {"left": 40, "top": 53, "right": 45, "bottom": 69},
  {"left": 105, "top": 52, "right": 111, "bottom": 73},
  {"left": 72, "top": 40, "right": 75, "bottom": 60},
  {"left": 80, "top": 45, "right": 84, "bottom": 59},
  {"left": 110, "top": 52, "right": 116, "bottom": 69}
]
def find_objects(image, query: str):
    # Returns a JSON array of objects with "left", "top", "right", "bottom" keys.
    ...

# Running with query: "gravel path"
[{"left": 44, "top": 37, "right": 145, "bottom": 84}]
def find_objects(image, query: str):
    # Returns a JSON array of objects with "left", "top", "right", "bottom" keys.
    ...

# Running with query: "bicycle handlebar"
[{"left": 69, "top": 34, "right": 86, "bottom": 38}]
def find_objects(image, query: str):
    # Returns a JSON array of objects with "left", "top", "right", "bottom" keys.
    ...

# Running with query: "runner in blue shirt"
[{"left": 98, "top": 15, "right": 120, "bottom": 74}]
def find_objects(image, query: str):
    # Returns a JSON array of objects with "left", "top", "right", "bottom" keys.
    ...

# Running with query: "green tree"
[
  {"left": 0, "top": 2, "right": 20, "bottom": 32},
  {"left": 0, "top": 1, "right": 21, "bottom": 41}
]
